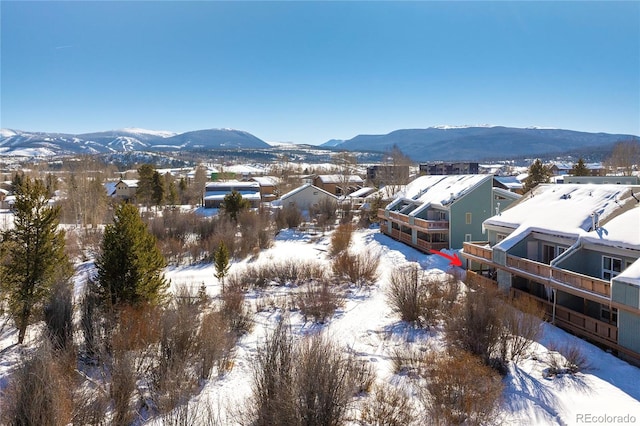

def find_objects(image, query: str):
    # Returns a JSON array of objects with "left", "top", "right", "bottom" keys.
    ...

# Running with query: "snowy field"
[{"left": 1, "top": 226, "right": 639, "bottom": 425}]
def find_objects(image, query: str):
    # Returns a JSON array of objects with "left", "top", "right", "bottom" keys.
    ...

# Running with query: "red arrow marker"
[{"left": 429, "top": 250, "right": 463, "bottom": 267}]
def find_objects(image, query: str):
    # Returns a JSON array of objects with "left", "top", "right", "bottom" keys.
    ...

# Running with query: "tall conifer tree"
[
  {"left": 0, "top": 177, "right": 71, "bottom": 343},
  {"left": 96, "top": 203, "right": 167, "bottom": 308}
]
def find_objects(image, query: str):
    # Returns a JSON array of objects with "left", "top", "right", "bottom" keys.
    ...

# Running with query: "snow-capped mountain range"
[
  {"left": 1, "top": 125, "right": 637, "bottom": 160},
  {"left": 0, "top": 128, "right": 270, "bottom": 157},
  {"left": 322, "top": 126, "right": 639, "bottom": 161}
]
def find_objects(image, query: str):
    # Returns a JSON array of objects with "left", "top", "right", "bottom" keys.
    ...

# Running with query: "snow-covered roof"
[
  {"left": 616, "top": 258, "right": 640, "bottom": 287},
  {"left": 348, "top": 187, "right": 376, "bottom": 198},
  {"left": 581, "top": 204, "right": 640, "bottom": 251},
  {"left": 492, "top": 187, "right": 522, "bottom": 200},
  {"left": 205, "top": 181, "right": 260, "bottom": 190},
  {"left": 277, "top": 184, "right": 337, "bottom": 202},
  {"left": 250, "top": 176, "right": 280, "bottom": 186},
  {"left": 223, "top": 164, "right": 266, "bottom": 175},
  {"left": 495, "top": 176, "right": 524, "bottom": 189},
  {"left": 119, "top": 179, "right": 138, "bottom": 188},
  {"left": 315, "top": 174, "right": 364, "bottom": 184},
  {"left": 486, "top": 184, "right": 639, "bottom": 236},
  {"left": 204, "top": 192, "right": 261, "bottom": 201},
  {"left": 388, "top": 175, "right": 490, "bottom": 212}
]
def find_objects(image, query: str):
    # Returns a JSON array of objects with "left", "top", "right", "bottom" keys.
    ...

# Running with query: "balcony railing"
[
  {"left": 414, "top": 217, "right": 449, "bottom": 231},
  {"left": 506, "top": 255, "right": 552, "bottom": 278},
  {"left": 416, "top": 239, "right": 448, "bottom": 251},
  {"left": 388, "top": 211, "right": 410, "bottom": 223},
  {"left": 510, "top": 287, "right": 618, "bottom": 345},
  {"left": 462, "top": 242, "right": 493, "bottom": 261},
  {"left": 399, "top": 232, "right": 412, "bottom": 244},
  {"left": 551, "top": 269, "right": 611, "bottom": 298}
]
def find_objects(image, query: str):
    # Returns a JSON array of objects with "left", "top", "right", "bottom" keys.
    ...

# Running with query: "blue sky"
[{"left": 1, "top": 1, "right": 639, "bottom": 145}]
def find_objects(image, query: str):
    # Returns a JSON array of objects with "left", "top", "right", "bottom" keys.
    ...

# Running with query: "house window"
[
  {"left": 602, "top": 256, "right": 622, "bottom": 280},
  {"left": 439, "top": 211, "right": 446, "bottom": 221},
  {"left": 496, "top": 233, "right": 507, "bottom": 242},
  {"left": 465, "top": 234, "right": 472, "bottom": 242},
  {"left": 557, "top": 246, "right": 568, "bottom": 256},
  {"left": 465, "top": 213, "right": 472, "bottom": 224},
  {"left": 601, "top": 305, "right": 618, "bottom": 325}
]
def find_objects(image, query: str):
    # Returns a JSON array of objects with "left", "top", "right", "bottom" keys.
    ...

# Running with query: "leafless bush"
[
  {"left": 221, "top": 282, "right": 253, "bottom": 336},
  {"left": 275, "top": 204, "right": 303, "bottom": 229},
  {"left": 238, "top": 209, "right": 274, "bottom": 257},
  {"left": 391, "top": 344, "right": 429, "bottom": 377},
  {"left": 332, "top": 250, "right": 380, "bottom": 286},
  {"left": 153, "top": 300, "right": 200, "bottom": 412},
  {"left": 499, "top": 296, "right": 543, "bottom": 363},
  {"left": 544, "top": 342, "right": 591, "bottom": 377},
  {"left": 247, "top": 320, "right": 363, "bottom": 426},
  {"left": 293, "top": 334, "right": 362, "bottom": 426},
  {"left": 387, "top": 264, "right": 425, "bottom": 325},
  {"left": 295, "top": 282, "right": 343, "bottom": 324},
  {"left": 329, "top": 222, "right": 354, "bottom": 256},
  {"left": 44, "top": 278, "right": 74, "bottom": 351},
  {"left": 110, "top": 352, "right": 137, "bottom": 426},
  {"left": 197, "top": 311, "right": 236, "bottom": 379},
  {"left": 249, "top": 318, "right": 296, "bottom": 425},
  {"left": 241, "top": 259, "right": 326, "bottom": 289},
  {"left": 1, "top": 344, "right": 74, "bottom": 426},
  {"left": 359, "top": 382, "right": 417, "bottom": 426},
  {"left": 420, "top": 350, "right": 504, "bottom": 426},
  {"left": 445, "top": 286, "right": 507, "bottom": 373}
]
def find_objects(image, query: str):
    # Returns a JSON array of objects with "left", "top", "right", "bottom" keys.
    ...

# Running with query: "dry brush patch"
[
  {"left": 420, "top": 350, "right": 505, "bottom": 426},
  {"left": 332, "top": 250, "right": 380, "bottom": 286},
  {"left": 245, "top": 319, "right": 372, "bottom": 426}
]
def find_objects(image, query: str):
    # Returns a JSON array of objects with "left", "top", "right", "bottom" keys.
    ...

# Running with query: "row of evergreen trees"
[{"left": 0, "top": 176, "right": 167, "bottom": 344}]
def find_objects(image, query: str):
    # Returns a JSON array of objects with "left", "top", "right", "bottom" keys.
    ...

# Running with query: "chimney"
[
  {"left": 591, "top": 211, "right": 599, "bottom": 231},
  {"left": 495, "top": 202, "right": 501, "bottom": 216}
]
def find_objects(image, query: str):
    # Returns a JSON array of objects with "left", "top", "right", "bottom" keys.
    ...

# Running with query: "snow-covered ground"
[
  {"left": 162, "top": 227, "right": 640, "bottom": 425},
  {"left": 1, "top": 226, "right": 639, "bottom": 425}
]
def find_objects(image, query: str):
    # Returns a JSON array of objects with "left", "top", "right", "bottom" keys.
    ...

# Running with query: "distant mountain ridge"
[
  {"left": 0, "top": 128, "right": 271, "bottom": 157},
  {"left": 322, "top": 126, "right": 639, "bottom": 161}
]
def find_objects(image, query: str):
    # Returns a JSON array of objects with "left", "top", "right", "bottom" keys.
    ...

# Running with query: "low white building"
[
  {"left": 203, "top": 181, "right": 261, "bottom": 208},
  {"left": 272, "top": 184, "right": 338, "bottom": 212}
]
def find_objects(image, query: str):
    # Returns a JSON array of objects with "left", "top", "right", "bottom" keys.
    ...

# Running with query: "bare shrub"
[
  {"left": 544, "top": 342, "right": 591, "bottom": 377},
  {"left": 275, "top": 203, "right": 303, "bottom": 229},
  {"left": 445, "top": 286, "right": 506, "bottom": 373},
  {"left": 238, "top": 209, "right": 274, "bottom": 257},
  {"left": 420, "top": 350, "right": 504, "bottom": 426},
  {"left": 387, "top": 264, "right": 424, "bottom": 324},
  {"left": 329, "top": 222, "right": 354, "bottom": 256},
  {"left": 2, "top": 344, "right": 74, "bottom": 426},
  {"left": 249, "top": 318, "right": 296, "bottom": 425},
  {"left": 391, "top": 344, "right": 429, "bottom": 377},
  {"left": 110, "top": 352, "right": 137, "bottom": 426},
  {"left": 221, "top": 282, "right": 253, "bottom": 336},
  {"left": 333, "top": 250, "right": 380, "bottom": 286},
  {"left": 44, "top": 278, "right": 74, "bottom": 351},
  {"left": 293, "top": 334, "right": 361, "bottom": 426},
  {"left": 499, "top": 296, "right": 543, "bottom": 363},
  {"left": 247, "top": 319, "right": 363, "bottom": 426},
  {"left": 153, "top": 298, "right": 202, "bottom": 412},
  {"left": 359, "top": 382, "right": 417, "bottom": 426},
  {"left": 241, "top": 259, "right": 326, "bottom": 289},
  {"left": 295, "top": 282, "right": 343, "bottom": 324},
  {"left": 198, "top": 311, "right": 236, "bottom": 379}
]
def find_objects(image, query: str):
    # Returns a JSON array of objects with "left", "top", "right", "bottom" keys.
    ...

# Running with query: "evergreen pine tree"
[
  {"left": 151, "top": 170, "right": 165, "bottom": 207},
  {"left": 96, "top": 203, "right": 167, "bottom": 308},
  {"left": 214, "top": 242, "right": 231, "bottom": 290},
  {"left": 523, "top": 159, "right": 551, "bottom": 193},
  {"left": 0, "top": 177, "right": 72, "bottom": 344},
  {"left": 571, "top": 158, "right": 590, "bottom": 176},
  {"left": 136, "top": 163, "right": 156, "bottom": 207},
  {"left": 222, "top": 190, "right": 250, "bottom": 221}
]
